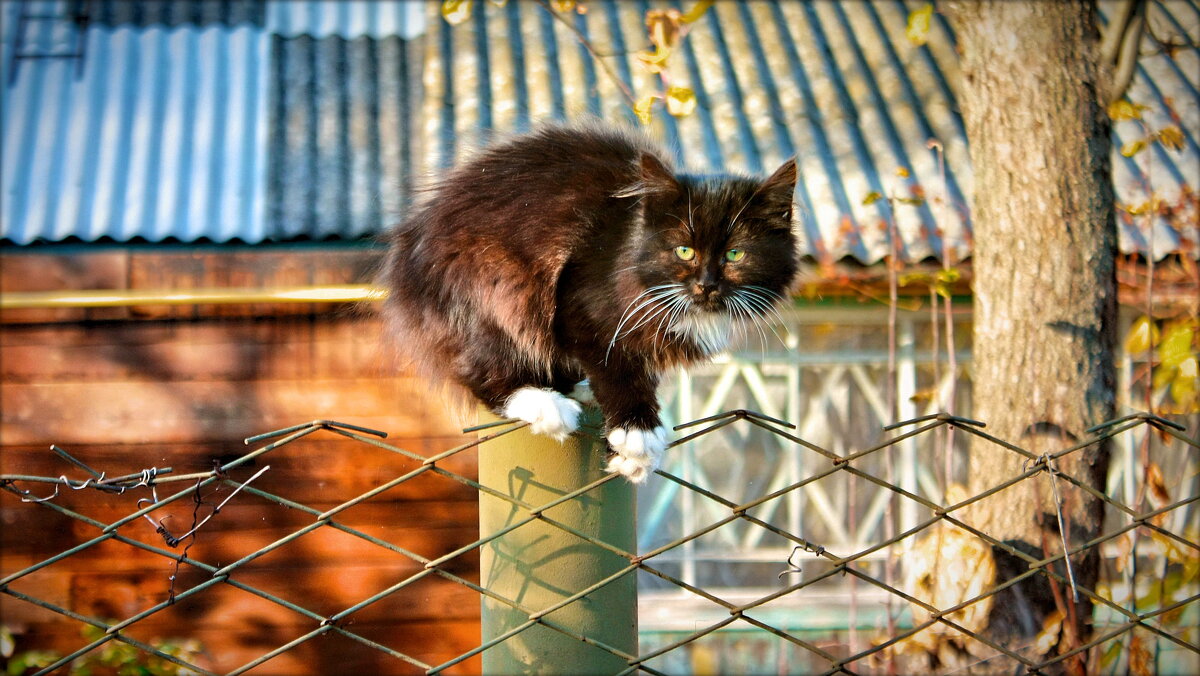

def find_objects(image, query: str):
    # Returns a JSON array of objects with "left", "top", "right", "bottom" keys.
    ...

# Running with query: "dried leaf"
[
  {"left": 863, "top": 191, "right": 884, "bottom": 206},
  {"left": 1033, "top": 609, "right": 1064, "bottom": 656},
  {"left": 646, "top": 9, "right": 684, "bottom": 50},
  {"left": 441, "top": 0, "right": 472, "bottom": 25},
  {"left": 634, "top": 95, "right": 656, "bottom": 125},
  {"left": 1156, "top": 125, "right": 1185, "bottom": 151},
  {"left": 1129, "top": 632, "right": 1153, "bottom": 676},
  {"left": 1145, "top": 462, "right": 1171, "bottom": 507},
  {"left": 906, "top": 4, "right": 933, "bottom": 47},
  {"left": 1108, "top": 99, "right": 1150, "bottom": 121},
  {"left": 1121, "top": 138, "right": 1148, "bottom": 158},
  {"left": 1112, "top": 532, "right": 1133, "bottom": 573},
  {"left": 1125, "top": 316, "right": 1158, "bottom": 354},
  {"left": 909, "top": 386, "right": 937, "bottom": 403},
  {"left": 680, "top": 0, "right": 713, "bottom": 24},
  {"left": 664, "top": 85, "right": 697, "bottom": 117}
]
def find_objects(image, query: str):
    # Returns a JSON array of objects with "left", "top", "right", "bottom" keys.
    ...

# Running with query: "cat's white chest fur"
[{"left": 669, "top": 312, "right": 733, "bottom": 354}]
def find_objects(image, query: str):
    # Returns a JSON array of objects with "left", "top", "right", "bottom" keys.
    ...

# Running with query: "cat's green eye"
[
  {"left": 674, "top": 246, "right": 696, "bottom": 261},
  {"left": 725, "top": 249, "right": 746, "bottom": 263}
]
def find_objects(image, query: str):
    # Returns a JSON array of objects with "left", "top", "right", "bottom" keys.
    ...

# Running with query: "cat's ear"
[
  {"left": 754, "top": 157, "right": 798, "bottom": 223},
  {"left": 614, "top": 152, "right": 680, "bottom": 200}
]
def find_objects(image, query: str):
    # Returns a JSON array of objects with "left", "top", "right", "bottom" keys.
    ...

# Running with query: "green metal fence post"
[{"left": 477, "top": 407, "right": 637, "bottom": 674}]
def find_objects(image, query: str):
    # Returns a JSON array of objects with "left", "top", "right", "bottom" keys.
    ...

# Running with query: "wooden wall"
[{"left": 1, "top": 248, "right": 484, "bottom": 674}]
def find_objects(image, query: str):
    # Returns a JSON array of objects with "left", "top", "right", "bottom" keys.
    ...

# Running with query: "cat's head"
[{"left": 614, "top": 153, "right": 799, "bottom": 352}]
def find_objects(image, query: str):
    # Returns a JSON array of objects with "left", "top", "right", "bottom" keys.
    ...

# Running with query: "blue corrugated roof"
[
  {"left": 2, "top": 0, "right": 1197, "bottom": 262},
  {"left": 1, "top": 0, "right": 419, "bottom": 245},
  {"left": 1, "top": 1, "right": 270, "bottom": 243},
  {"left": 421, "top": 0, "right": 1198, "bottom": 264}
]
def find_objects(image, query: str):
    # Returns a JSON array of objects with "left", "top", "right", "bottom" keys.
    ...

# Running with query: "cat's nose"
[{"left": 691, "top": 281, "right": 718, "bottom": 298}]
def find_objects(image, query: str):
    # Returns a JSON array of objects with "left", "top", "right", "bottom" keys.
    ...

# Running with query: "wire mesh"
[{"left": 1, "top": 410, "right": 1196, "bottom": 675}]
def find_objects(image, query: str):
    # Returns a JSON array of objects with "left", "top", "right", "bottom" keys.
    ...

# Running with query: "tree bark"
[{"left": 945, "top": 1, "right": 1117, "bottom": 671}]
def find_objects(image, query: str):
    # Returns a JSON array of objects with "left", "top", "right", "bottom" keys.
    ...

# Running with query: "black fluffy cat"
[{"left": 383, "top": 123, "right": 798, "bottom": 482}]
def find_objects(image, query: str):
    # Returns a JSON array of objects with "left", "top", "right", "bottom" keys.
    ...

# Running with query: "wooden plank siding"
[{"left": 0, "top": 249, "right": 485, "bottom": 674}]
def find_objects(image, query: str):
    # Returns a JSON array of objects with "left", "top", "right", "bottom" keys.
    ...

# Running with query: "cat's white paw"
[
  {"left": 502, "top": 387, "right": 582, "bottom": 441},
  {"left": 605, "top": 426, "right": 668, "bottom": 484},
  {"left": 568, "top": 379, "right": 597, "bottom": 406}
]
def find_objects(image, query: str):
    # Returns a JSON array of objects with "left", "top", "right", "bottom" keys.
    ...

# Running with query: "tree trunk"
[{"left": 946, "top": 1, "right": 1117, "bottom": 671}]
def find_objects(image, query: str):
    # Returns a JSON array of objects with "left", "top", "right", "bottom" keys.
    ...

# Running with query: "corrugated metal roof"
[
  {"left": 267, "top": 33, "right": 417, "bottom": 241},
  {"left": 86, "top": 1, "right": 266, "bottom": 28},
  {"left": 421, "top": 0, "right": 1198, "bottom": 264},
  {"left": 1, "top": 0, "right": 270, "bottom": 244},
  {"left": 1, "top": 0, "right": 418, "bottom": 245},
  {"left": 2, "top": 0, "right": 1197, "bottom": 260},
  {"left": 266, "top": 1, "right": 426, "bottom": 39}
]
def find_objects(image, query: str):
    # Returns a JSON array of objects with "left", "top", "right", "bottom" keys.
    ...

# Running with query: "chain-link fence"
[{"left": 2, "top": 409, "right": 1197, "bottom": 675}]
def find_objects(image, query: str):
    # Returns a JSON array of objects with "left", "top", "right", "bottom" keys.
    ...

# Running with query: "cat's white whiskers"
[
  {"left": 654, "top": 295, "right": 691, "bottom": 354},
  {"left": 622, "top": 288, "right": 683, "bottom": 333},
  {"left": 730, "top": 294, "right": 768, "bottom": 354},
  {"left": 734, "top": 288, "right": 788, "bottom": 349},
  {"left": 627, "top": 290, "right": 686, "bottom": 340},
  {"left": 607, "top": 283, "right": 684, "bottom": 362},
  {"left": 742, "top": 285, "right": 791, "bottom": 328},
  {"left": 612, "top": 285, "right": 677, "bottom": 336}
]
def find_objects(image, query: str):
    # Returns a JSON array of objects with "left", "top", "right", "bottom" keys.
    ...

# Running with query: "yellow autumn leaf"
[
  {"left": 1171, "top": 356, "right": 1198, "bottom": 407},
  {"left": 898, "top": 271, "right": 931, "bottom": 287},
  {"left": 895, "top": 166, "right": 910, "bottom": 178},
  {"left": 1125, "top": 315, "right": 1158, "bottom": 354},
  {"left": 1157, "top": 125, "right": 1185, "bottom": 151},
  {"left": 1158, "top": 319, "right": 1197, "bottom": 369},
  {"left": 862, "top": 191, "right": 884, "bottom": 205},
  {"left": 441, "top": 0, "right": 472, "bottom": 25},
  {"left": 634, "top": 95, "right": 656, "bottom": 125},
  {"left": 636, "top": 47, "right": 671, "bottom": 75},
  {"left": 551, "top": 0, "right": 576, "bottom": 12},
  {"left": 1033, "top": 609, "right": 1064, "bottom": 656},
  {"left": 1121, "top": 138, "right": 1148, "bottom": 157},
  {"left": 906, "top": 4, "right": 933, "bottom": 47},
  {"left": 935, "top": 267, "right": 961, "bottom": 284},
  {"left": 1107, "top": 99, "right": 1150, "bottom": 121},
  {"left": 1153, "top": 364, "right": 1178, "bottom": 391},
  {"left": 932, "top": 267, "right": 961, "bottom": 299},
  {"left": 665, "top": 85, "right": 697, "bottom": 117},
  {"left": 1121, "top": 199, "right": 1161, "bottom": 216},
  {"left": 681, "top": 0, "right": 714, "bottom": 24}
]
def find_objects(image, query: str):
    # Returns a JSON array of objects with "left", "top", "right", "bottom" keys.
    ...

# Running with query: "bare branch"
[
  {"left": 533, "top": 0, "right": 638, "bottom": 111},
  {"left": 1102, "top": 0, "right": 1147, "bottom": 104}
]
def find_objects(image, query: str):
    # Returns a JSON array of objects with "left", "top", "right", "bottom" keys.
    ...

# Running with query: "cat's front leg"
[{"left": 585, "top": 364, "right": 668, "bottom": 483}]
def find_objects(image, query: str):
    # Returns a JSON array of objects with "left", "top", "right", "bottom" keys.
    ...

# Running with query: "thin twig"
[{"left": 533, "top": 0, "right": 637, "bottom": 110}]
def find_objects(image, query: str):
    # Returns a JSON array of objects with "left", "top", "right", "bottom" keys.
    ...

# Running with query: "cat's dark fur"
[{"left": 383, "top": 123, "right": 798, "bottom": 481}]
